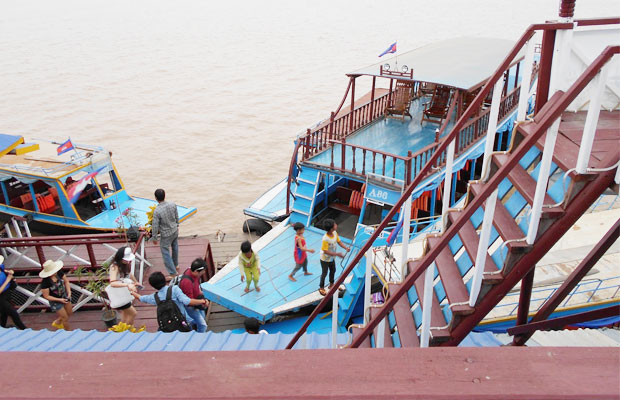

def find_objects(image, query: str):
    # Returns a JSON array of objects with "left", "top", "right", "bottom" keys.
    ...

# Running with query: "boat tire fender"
[{"left": 242, "top": 218, "right": 273, "bottom": 236}]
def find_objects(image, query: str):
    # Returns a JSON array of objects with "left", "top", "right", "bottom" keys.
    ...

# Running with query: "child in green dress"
[{"left": 238, "top": 241, "right": 260, "bottom": 293}]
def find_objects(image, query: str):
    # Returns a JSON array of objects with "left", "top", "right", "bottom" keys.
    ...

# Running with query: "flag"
[
  {"left": 57, "top": 138, "right": 74, "bottom": 155},
  {"left": 386, "top": 210, "right": 404, "bottom": 246},
  {"left": 67, "top": 168, "right": 104, "bottom": 203},
  {"left": 378, "top": 42, "right": 397, "bottom": 57}
]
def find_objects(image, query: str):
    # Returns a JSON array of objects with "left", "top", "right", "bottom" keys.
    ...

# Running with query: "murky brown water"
[{"left": 0, "top": 0, "right": 612, "bottom": 235}]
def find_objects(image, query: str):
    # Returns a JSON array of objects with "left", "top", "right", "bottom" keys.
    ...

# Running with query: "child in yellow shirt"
[{"left": 238, "top": 241, "right": 260, "bottom": 293}]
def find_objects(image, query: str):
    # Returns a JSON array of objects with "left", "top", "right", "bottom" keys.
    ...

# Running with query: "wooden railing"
[
  {"left": 299, "top": 91, "right": 392, "bottom": 160},
  {"left": 285, "top": 19, "right": 586, "bottom": 350}
]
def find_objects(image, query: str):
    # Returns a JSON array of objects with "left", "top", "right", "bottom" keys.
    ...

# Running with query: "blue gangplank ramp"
[{"left": 202, "top": 225, "right": 352, "bottom": 322}]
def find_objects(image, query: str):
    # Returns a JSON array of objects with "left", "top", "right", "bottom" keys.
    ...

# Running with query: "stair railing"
[
  {"left": 285, "top": 19, "right": 615, "bottom": 349},
  {"left": 285, "top": 139, "right": 303, "bottom": 215},
  {"left": 348, "top": 45, "right": 619, "bottom": 348},
  {"left": 285, "top": 22, "right": 560, "bottom": 349}
]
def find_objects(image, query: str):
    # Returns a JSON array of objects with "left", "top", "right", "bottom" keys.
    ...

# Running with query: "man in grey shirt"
[{"left": 151, "top": 188, "right": 179, "bottom": 278}]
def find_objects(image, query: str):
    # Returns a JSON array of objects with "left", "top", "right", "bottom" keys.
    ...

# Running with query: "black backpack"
[{"left": 154, "top": 286, "right": 192, "bottom": 333}]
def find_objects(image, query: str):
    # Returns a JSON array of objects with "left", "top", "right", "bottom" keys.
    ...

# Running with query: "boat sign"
[{"left": 365, "top": 183, "right": 402, "bottom": 206}]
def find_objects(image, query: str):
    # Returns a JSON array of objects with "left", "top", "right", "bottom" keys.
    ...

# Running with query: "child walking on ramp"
[
  {"left": 319, "top": 219, "right": 350, "bottom": 296},
  {"left": 288, "top": 222, "right": 315, "bottom": 282},
  {"left": 239, "top": 241, "right": 260, "bottom": 293}
]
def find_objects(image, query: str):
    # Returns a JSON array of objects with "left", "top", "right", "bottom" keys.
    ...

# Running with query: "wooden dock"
[{"left": 15, "top": 232, "right": 255, "bottom": 332}]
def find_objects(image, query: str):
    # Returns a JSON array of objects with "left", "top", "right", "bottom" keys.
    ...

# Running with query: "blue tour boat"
[{"left": 0, "top": 135, "right": 196, "bottom": 233}]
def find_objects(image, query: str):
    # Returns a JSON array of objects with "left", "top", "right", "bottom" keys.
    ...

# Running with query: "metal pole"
[
  {"left": 331, "top": 290, "right": 338, "bottom": 349},
  {"left": 527, "top": 118, "right": 561, "bottom": 244},
  {"left": 441, "top": 139, "right": 455, "bottom": 232},
  {"left": 400, "top": 195, "right": 412, "bottom": 278},
  {"left": 420, "top": 262, "right": 435, "bottom": 347},
  {"left": 469, "top": 189, "right": 499, "bottom": 306},
  {"left": 480, "top": 79, "right": 504, "bottom": 180},
  {"left": 364, "top": 250, "right": 372, "bottom": 324},
  {"left": 517, "top": 40, "right": 536, "bottom": 121},
  {"left": 376, "top": 317, "right": 385, "bottom": 348},
  {"left": 576, "top": 65, "right": 609, "bottom": 174}
]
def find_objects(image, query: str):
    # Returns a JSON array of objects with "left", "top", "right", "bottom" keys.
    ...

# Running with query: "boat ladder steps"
[
  {"left": 290, "top": 208, "right": 309, "bottom": 216},
  {"left": 293, "top": 192, "right": 313, "bottom": 201},
  {"left": 297, "top": 178, "right": 316, "bottom": 185}
]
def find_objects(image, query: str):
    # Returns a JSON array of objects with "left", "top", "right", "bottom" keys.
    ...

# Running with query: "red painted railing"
[{"left": 285, "top": 20, "right": 582, "bottom": 350}]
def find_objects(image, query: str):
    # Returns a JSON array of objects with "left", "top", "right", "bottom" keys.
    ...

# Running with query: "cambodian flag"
[
  {"left": 378, "top": 42, "right": 397, "bottom": 57},
  {"left": 57, "top": 138, "right": 74, "bottom": 155},
  {"left": 386, "top": 211, "right": 404, "bottom": 247},
  {"left": 67, "top": 167, "right": 104, "bottom": 203}
]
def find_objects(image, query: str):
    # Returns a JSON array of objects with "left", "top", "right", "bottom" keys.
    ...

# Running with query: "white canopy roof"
[{"left": 349, "top": 37, "right": 522, "bottom": 91}]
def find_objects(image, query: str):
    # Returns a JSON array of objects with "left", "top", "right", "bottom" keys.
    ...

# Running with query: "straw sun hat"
[
  {"left": 0, "top": 255, "right": 4, "bottom": 265},
  {"left": 39, "top": 260, "right": 64, "bottom": 278}
]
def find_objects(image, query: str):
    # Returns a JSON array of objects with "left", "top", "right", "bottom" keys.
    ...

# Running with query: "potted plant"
[
  {"left": 115, "top": 207, "right": 142, "bottom": 242},
  {"left": 76, "top": 262, "right": 118, "bottom": 328}
]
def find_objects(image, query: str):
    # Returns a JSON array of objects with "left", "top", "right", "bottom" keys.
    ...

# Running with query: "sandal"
[
  {"left": 51, "top": 321, "right": 64, "bottom": 330},
  {"left": 288, "top": 275, "right": 297, "bottom": 282},
  {"left": 318, "top": 288, "right": 326, "bottom": 296},
  {"left": 244, "top": 288, "right": 250, "bottom": 293}
]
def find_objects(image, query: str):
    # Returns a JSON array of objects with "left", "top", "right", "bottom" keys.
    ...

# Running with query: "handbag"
[{"left": 104, "top": 281, "right": 134, "bottom": 309}]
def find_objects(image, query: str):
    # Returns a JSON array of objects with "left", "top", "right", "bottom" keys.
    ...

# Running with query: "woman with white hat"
[
  {"left": 0, "top": 255, "right": 27, "bottom": 330},
  {"left": 40, "top": 259, "right": 73, "bottom": 330},
  {"left": 108, "top": 246, "right": 140, "bottom": 329}
]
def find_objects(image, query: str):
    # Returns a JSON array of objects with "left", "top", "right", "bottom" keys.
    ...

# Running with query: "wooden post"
[
  {"left": 86, "top": 243, "right": 97, "bottom": 268},
  {"left": 370, "top": 76, "right": 376, "bottom": 118},
  {"left": 349, "top": 77, "right": 356, "bottom": 133},
  {"left": 341, "top": 140, "right": 346, "bottom": 172},
  {"left": 535, "top": 29, "right": 556, "bottom": 114}
]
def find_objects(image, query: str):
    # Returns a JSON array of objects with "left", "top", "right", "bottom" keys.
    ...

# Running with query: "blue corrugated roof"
[{"left": 0, "top": 327, "right": 351, "bottom": 352}]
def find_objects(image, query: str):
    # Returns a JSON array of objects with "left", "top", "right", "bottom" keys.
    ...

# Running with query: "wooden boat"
[{"left": 0, "top": 135, "right": 196, "bottom": 233}]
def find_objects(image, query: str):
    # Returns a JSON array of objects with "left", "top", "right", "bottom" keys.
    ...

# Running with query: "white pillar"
[
  {"left": 441, "top": 139, "right": 456, "bottom": 232},
  {"left": 420, "top": 262, "right": 435, "bottom": 347},
  {"left": 576, "top": 65, "right": 609, "bottom": 174},
  {"left": 331, "top": 290, "right": 339, "bottom": 349},
  {"left": 376, "top": 317, "right": 386, "bottom": 348},
  {"left": 481, "top": 79, "right": 505, "bottom": 181},
  {"left": 400, "top": 195, "right": 412, "bottom": 278},
  {"left": 517, "top": 40, "right": 536, "bottom": 122},
  {"left": 364, "top": 250, "right": 373, "bottom": 324},
  {"left": 527, "top": 118, "right": 561, "bottom": 244},
  {"left": 549, "top": 25, "right": 575, "bottom": 94},
  {"left": 469, "top": 189, "right": 499, "bottom": 307}
]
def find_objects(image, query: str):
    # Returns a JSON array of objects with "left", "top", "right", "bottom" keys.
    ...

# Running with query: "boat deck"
[{"left": 202, "top": 224, "right": 359, "bottom": 322}]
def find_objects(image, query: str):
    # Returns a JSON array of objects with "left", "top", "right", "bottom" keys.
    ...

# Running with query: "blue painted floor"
[
  {"left": 309, "top": 98, "right": 455, "bottom": 182},
  {"left": 202, "top": 225, "right": 357, "bottom": 321}
]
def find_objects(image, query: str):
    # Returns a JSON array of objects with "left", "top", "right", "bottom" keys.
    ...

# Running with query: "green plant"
[
  {"left": 115, "top": 207, "right": 141, "bottom": 232},
  {"left": 80, "top": 261, "right": 112, "bottom": 310}
]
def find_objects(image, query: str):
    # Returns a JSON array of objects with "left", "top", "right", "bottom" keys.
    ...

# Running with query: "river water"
[{"left": 0, "top": 0, "right": 614, "bottom": 235}]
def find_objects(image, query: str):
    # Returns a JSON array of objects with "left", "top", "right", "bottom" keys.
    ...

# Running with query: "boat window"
[
  {"left": 362, "top": 202, "right": 394, "bottom": 226},
  {"left": 4, "top": 178, "right": 36, "bottom": 212},
  {"left": 63, "top": 170, "right": 105, "bottom": 220},
  {"left": 31, "top": 180, "right": 63, "bottom": 216},
  {"left": 95, "top": 170, "right": 121, "bottom": 196}
]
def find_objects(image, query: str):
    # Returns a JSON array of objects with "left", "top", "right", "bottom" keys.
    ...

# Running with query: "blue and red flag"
[
  {"left": 386, "top": 210, "right": 404, "bottom": 247},
  {"left": 67, "top": 168, "right": 104, "bottom": 204},
  {"left": 378, "top": 42, "right": 397, "bottom": 57},
  {"left": 57, "top": 138, "right": 74, "bottom": 155}
]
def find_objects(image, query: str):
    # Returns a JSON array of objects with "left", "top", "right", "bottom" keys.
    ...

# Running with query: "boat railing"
[
  {"left": 286, "top": 18, "right": 619, "bottom": 349},
  {"left": 298, "top": 91, "right": 392, "bottom": 160},
  {"left": 491, "top": 276, "right": 620, "bottom": 318}
]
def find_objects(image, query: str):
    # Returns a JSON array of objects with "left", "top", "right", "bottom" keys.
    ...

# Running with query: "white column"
[
  {"left": 517, "top": 40, "right": 536, "bottom": 122},
  {"left": 441, "top": 139, "right": 456, "bottom": 232},
  {"left": 376, "top": 317, "right": 386, "bottom": 348},
  {"left": 527, "top": 118, "right": 561, "bottom": 244},
  {"left": 576, "top": 65, "right": 609, "bottom": 174},
  {"left": 469, "top": 189, "right": 499, "bottom": 307},
  {"left": 364, "top": 250, "right": 373, "bottom": 324},
  {"left": 331, "top": 290, "right": 339, "bottom": 349},
  {"left": 11, "top": 219, "right": 22, "bottom": 238},
  {"left": 549, "top": 26, "right": 575, "bottom": 94},
  {"left": 481, "top": 79, "right": 505, "bottom": 181},
  {"left": 420, "top": 262, "right": 435, "bottom": 347},
  {"left": 400, "top": 195, "right": 412, "bottom": 278}
]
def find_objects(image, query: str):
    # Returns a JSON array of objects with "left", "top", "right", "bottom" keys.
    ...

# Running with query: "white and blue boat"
[
  {"left": 0, "top": 135, "right": 196, "bottom": 233},
  {"left": 205, "top": 37, "right": 531, "bottom": 326}
]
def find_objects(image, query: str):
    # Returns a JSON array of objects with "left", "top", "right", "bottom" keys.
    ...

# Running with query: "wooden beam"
[
  {"left": 508, "top": 305, "right": 620, "bottom": 336},
  {"left": 0, "top": 347, "right": 617, "bottom": 399}
]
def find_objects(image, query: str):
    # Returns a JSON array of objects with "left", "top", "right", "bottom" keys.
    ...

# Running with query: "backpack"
[{"left": 154, "top": 286, "right": 192, "bottom": 332}]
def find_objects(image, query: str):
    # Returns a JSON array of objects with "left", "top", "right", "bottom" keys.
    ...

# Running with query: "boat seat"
[
  {"left": 385, "top": 80, "right": 414, "bottom": 121},
  {"left": 422, "top": 85, "right": 452, "bottom": 125}
]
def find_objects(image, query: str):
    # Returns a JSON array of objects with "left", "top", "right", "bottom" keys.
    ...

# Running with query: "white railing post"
[
  {"left": 517, "top": 40, "right": 536, "bottom": 122},
  {"left": 480, "top": 79, "right": 505, "bottom": 181},
  {"left": 11, "top": 219, "right": 22, "bottom": 238},
  {"left": 576, "top": 64, "right": 609, "bottom": 174},
  {"left": 549, "top": 25, "right": 575, "bottom": 94},
  {"left": 376, "top": 317, "right": 385, "bottom": 348},
  {"left": 364, "top": 250, "right": 372, "bottom": 324},
  {"left": 400, "top": 195, "right": 412, "bottom": 278},
  {"left": 469, "top": 189, "right": 499, "bottom": 307},
  {"left": 527, "top": 118, "right": 561, "bottom": 244},
  {"left": 420, "top": 262, "right": 435, "bottom": 348},
  {"left": 441, "top": 139, "right": 456, "bottom": 232},
  {"left": 331, "top": 290, "right": 338, "bottom": 349}
]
